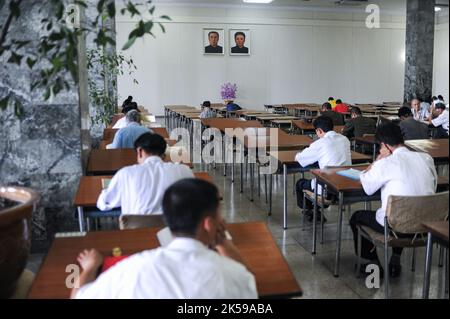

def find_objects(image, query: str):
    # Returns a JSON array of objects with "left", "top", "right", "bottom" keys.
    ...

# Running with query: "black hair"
[
  {"left": 375, "top": 122, "right": 404, "bottom": 146},
  {"left": 438, "top": 95, "right": 444, "bottom": 101},
  {"left": 336, "top": 99, "right": 342, "bottom": 104},
  {"left": 398, "top": 106, "right": 413, "bottom": 118},
  {"left": 351, "top": 107, "right": 362, "bottom": 116},
  {"left": 202, "top": 101, "right": 211, "bottom": 108},
  {"left": 313, "top": 115, "right": 334, "bottom": 132},
  {"left": 328, "top": 97, "right": 334, "bottom": 101},
  {"left": 134, "top": 132, "right": 167, "bottom": 156},
  {"left": 322, "top": 102, "right": 332, "bottom": 111},
  {"left": 432, "top": 96, "right": 438, "bottom": 101},
  {"left": 162, "top": 179, "right": 220, "bottom": 237},
  {"left": 435, "top": 103, "right": 446, "bottom": 110},
  {"left": 127, "top": 96, "right": 133, "bottom": 101},
  {"left": 234, "top": 31, "right": 246, "bottom": 39},
  {"left": 208, "top": 31, "right": 219, "bottom": 38}
]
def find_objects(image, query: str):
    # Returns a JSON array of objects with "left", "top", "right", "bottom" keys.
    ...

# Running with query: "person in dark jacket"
[
  {"left": 398, "top": 107, "right": 429, "bottom": 140},
  {"left": 320, "top": 102, "right": 344, "bottom": 126},
  {"left": 342, "top": 107, "right": 376, "bottom": 139}
]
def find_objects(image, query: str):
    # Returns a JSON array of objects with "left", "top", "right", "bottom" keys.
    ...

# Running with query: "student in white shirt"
[
  {"left": 428, "top": 103, "right": 449, "bottom": 138},
  {"left": 97, "top": 133, "right": 194, "bottom": 215},
  {"left": 350, "top": 122, "right": 437, "bottom": 278},
  {"left": 295, "top": 116, "right": 352, "bottom": 222},
  {"left": 72, "top": 179, "right": 258, "bottom": 299}
]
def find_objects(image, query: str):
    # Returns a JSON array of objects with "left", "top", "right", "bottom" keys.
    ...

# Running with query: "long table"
[
  {"left": 74, "top": 172, "right": 213, "bottom": 232},
  {"left": 28, "top": 222, "right": 303, "bottom": 299}
]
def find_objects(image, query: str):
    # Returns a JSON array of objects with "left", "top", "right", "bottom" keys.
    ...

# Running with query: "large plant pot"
[{"left": 0, "top": 186, "right": 39, "bottom": 299}]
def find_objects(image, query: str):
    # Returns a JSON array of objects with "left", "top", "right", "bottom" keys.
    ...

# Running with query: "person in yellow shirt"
[{"left": 328, "top": 97, "right": 337, "bottom": 110}]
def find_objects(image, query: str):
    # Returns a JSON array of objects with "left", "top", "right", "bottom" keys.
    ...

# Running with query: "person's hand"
[
  {"left": 214, "top": 218, "right": 227, "bottom": 247},
  {"left": 376, "top": 143, "right": 391, "bottom": 161},
  {"left": 77, "top": 249, "right": 104, "bottom": 272}
]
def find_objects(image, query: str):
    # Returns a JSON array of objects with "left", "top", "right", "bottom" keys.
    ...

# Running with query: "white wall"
[
  {"left": 116, "top": 5, "right": 440, "bottom": 115},
  {"left": 433, "top": 22, "right": 449, "bottom": 102}
]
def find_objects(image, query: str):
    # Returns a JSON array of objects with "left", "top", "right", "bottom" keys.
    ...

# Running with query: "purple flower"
[{"left": 220, "top": 82, "right": 237, "bottom": 100}]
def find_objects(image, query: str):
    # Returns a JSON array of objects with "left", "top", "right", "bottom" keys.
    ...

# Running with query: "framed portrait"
[
  {"left": 229, "top": 29, "right": 250, "bottom": 56},
  {"left": 203, "top": 28, "right": 225, "bottom": 55}
]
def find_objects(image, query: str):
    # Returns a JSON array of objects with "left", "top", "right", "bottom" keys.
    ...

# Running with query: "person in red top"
[{"left": 334, "top": 99, "right": 349, "bottom": 114}]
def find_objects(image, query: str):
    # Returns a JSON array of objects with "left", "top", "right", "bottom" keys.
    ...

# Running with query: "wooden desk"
[
  {"left": 87, "top": 149, "right": 192, "bottom": 175},
  {"left": 28, "top": 222, "right": 303, "bottom": 299},
  {"left": 201, "top": 118, "right": 263, "bottom": 132},
  {"left": 102, "top": 127, "right": 170, "bottom": 143},
  {"left": 405, "top": 139, "right": 449, "bottom": 165},
  {"left": 73, "top": 172, "right": 213, "bottom": 232},
  {"left": 291, "top": 120, "right": 344, "bottom": 135},
  {"left": 422, "top": 221, "right": 449, "bottom": 299},
  {"left": 267, "top": 151, "right": 372, "bottom": 229}
]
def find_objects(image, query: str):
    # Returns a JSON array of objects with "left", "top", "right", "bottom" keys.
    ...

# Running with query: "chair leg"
[
  {"left": 439, "top": 246, "right": 444, "bottom": 267},
  {"left": 264, "top": 174, "right": 268, "bottom": 204},
  {"left": 320, "top": 186, "right": 325, "bottom": 245},
  {"left": 411, "top": 247, "right": 416, "bottom": 272},
  {"left": 292, "top": 174, "right": 296, "bottom": 195},
  {"left": 302, "top": 192, "right": 307, "bottom": 231},
  {"left": 356, "top": 227, "right": 362, "bottom": 278},
  {"left": 445, "top": 248, "right": 449, "bottom": 296},
  {"left": 384, "top": 222, "right": 390, "bottom": 299},
  {"left": 258, "top": 167, "right": 261, "bottom": 197}
]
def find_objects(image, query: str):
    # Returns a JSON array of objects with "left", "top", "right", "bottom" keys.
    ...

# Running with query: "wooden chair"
[
  {"left": 119, "top": 214, "right": 165, "bottom": 230},
  {"left": 356, "top": 191, "right": 449, "bottom": 299}
]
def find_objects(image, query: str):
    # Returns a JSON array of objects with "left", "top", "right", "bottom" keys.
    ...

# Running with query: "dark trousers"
[
  {"left": 434, "top": 126, "right": 449, "bottom": 139},
  {"left": 350, "top": 210, "right": 403, "bottom": 261},
  {"left": 296, "top": 179, "right": 313, "bottom": 209}
]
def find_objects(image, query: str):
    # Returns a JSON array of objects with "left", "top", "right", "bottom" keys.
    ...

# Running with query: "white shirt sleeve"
[
  {"left": 97, "top": 169, "right": 124, "bottom": 211},
  {"left": 359, "top": 160, "right": 389, "bottom": 196},
  {"left": 295, "top": 142, "right": 320, "bottom": 168},
  {"left": 432, "top": 113, "right": 448, "bottom": 127}
]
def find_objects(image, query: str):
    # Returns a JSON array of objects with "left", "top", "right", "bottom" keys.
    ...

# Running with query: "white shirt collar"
[
  {"left": 167, "top": 237, "right": 208, "bottom": 252},
  {"left": 392, "top": 146, "right": 408, "bottom": 155},
  {"left": 324, "top": 130, "right": 337, "bottom": 138},
  {"left": 143, "top": 156, "right": 164, "bottom": 164}
]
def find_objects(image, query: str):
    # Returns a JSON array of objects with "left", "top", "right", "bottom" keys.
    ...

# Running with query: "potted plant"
[
  {"left": 0, "top": 187, "right": 40, "bottom": 298},
  {"left": 220, "top": 82, "right": 238, "bottom": 104}
]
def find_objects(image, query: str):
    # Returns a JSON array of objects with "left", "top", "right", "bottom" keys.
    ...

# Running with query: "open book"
[{"left": 336, "top": 168, "right": 362, "bottom": 181}]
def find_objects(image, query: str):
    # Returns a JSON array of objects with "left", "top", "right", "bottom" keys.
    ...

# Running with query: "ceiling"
[{"left": 154, "top": 0, "right": 449, "bottom": 15}]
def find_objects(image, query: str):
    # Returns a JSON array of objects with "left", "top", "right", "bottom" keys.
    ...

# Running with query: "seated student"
[
  {"left": 72, "top": 179, "right": 257, "bottom": 299},
  {"left": 428, "top": 103, "right": 449, "bottom": 138},
  {"left": 342, "top": 107, "right": 376, "bottom": 139},
  {"left": 327, "top": 97, "right": 337, "bottom": 110},
  {"left": 350, "top": 123, "right": 437, "bottom": 277},
  {"left": 199, "top": 101, "right": 216, "bottom": 119},
  {"left": 334, "top": 99, "right": 349, "bottom": 114},
  {"left": 398, "top": 107, "right": 429, "bottom": 140},
  {"left": 121, "top": 96, "right": 133, "bottom": 109},
  {"left": 108, "top": 110, "right": 152, "bottom": 149},
  {"left": 410, "top": 98, "right": 430, "bottom": 121},
  {"left": 122, "top": 101, "right": 140, "bottom": 115},
  {"left": 295, "top": 116, "right": 351, "bottom": 222},
  {"left": 320, "top": 102, "right": 344, "bottom": 126},
  {"left": 98, "top": 133, "right": 194, "bottom": 215},
  {"left": 226, "top": 100, "right": 242, "bottom": 112}
]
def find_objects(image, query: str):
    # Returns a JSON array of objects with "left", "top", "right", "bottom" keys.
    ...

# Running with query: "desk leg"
[
  {"left": 223, "top": 137, "right": 226, "bottom": 177},
  {"left": 77, "top": 206, "right": 85, "bottom": 232},
  {"left": 240, "top": 162, "right": 243, "bottom": 193},
  {"left": 372, "top": 144, "right": 376, "bottom": 162},
  {"left": 312, "top": 182, "right": 318, "bottom": 255},
  {"left": 268, "top": 175, "right": 273, "bottom": 216},
  {"left": 250, "top": 163, "right": 254, "bottom": 202},
  {"left": 422, "top": 232, "right": 433, "bottom": 299},
  {"left": 334, "top": 192, "right": 344, "bottom": 277},
  {"left": 283, "top": 164, "right": 288, "bottom": 229}
]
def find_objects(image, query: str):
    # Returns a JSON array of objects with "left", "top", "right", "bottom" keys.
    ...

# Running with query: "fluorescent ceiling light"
[
  {"left": 435, "top": 6, "right": 442, "bottom": 12},
  {"left": 243, "top": 0, "right": 274, "bottom": 3}
]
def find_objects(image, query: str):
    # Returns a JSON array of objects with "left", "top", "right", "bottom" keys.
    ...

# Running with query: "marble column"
[{"left": 404, "top": 0, "right": 436, "bottom": 103}]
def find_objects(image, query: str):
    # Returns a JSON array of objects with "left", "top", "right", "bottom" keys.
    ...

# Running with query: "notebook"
[{"left": 336, "top": 168, "right": 362, "bottom": 181}]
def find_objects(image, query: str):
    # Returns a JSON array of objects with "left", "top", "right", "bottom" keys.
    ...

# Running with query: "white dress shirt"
[
  {"left": 97, "top": 156, "right": 194, "bottom": 215},
  {"left": 113, "top": 117, "right": 127, "bottom": 129},
  {"left": 295, "top": 131, "right": 352, "bottom": 191},
  {"left": 75, "top": 237, "right": 258, "bottom": 299},
  {"left": 360, "top": 147, "right": 437, "bottom": 226},
  {"left": 432, "top": 109, "right": 449, "bottom": 133}
]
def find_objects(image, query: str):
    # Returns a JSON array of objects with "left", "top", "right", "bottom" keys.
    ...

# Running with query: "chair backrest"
[
  {"left": 119, "top": 214, "right": 166, "bottom": 230},
  {"left": 386, "top": 192, "right": 449, "bottom": 234}
]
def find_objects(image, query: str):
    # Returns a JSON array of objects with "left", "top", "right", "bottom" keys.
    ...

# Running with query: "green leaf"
[
  {"left": 44, "top": 87, "right": 51, "bottom": 100},
  {"left": 9, "top": 0, "right": 21, "bottom": 18},
  {"left": 7, "top": 52, "right": 23, "bottom": 65},
  {"left": 14, "top": 100, "right": 23, "bottom": 118},
  {"left": 143, "top": 21, "right": 153, "bottom": 33},
  {"left": 13, "top": 40, "right": 30, "bottom": 49},
  {"left": 97, "top": 0, "right": 106, "bottom": 13},
  {"left": 0, "top": 95, "right": 9, "bottom": 110},
  {"left": 26, "top": 57, "right": 37, "bottom": 69},
  {"left": 158, "top": 23, "right": 165, "bottom": 33},
  {"left": 149, "top": 6, "right": 155, "bottom": 15},
  {"left": 122, "top": 36, "right": 137, "bottom": 50},
  {"left": 160, "top": 15, "right": 171, "bottom": 21},
  {"left": 107, "top": 1, "right": 115, "bottom": 17}
]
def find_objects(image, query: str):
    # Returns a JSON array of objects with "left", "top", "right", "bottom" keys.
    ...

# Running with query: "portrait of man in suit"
[
  {"left": 204, "top": 30, "right": 224, "bottom": 54},
  {"left": 230, "top": 29, "right": 250, "bottom": 55}
]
